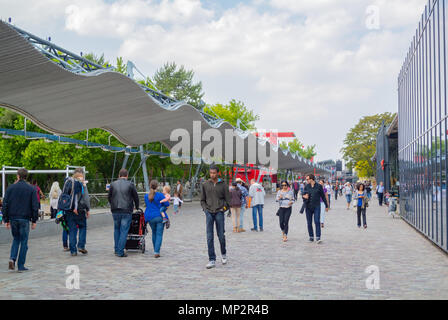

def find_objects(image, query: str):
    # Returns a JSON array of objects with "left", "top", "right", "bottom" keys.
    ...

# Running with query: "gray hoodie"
[{"left": 249, "top": 183, "right": 265, "bottom": 206}]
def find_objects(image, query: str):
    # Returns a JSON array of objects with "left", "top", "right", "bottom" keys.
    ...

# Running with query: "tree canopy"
[
  {"left": 203, "top": 99, "right": 260, "bottom": 130},
  {"left": 341, "top": 112, "right": 396, "bottom": 177},
  {"left": 153, "top": 62, "right": 204, "bottom": 109},
  {"left": 279, "top": 138, "right": 316, "bottom": 160}
]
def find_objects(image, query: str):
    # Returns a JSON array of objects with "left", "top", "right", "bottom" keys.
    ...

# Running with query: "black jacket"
[
  {"left": 3, "top": 180, "right": 39, "bottom": 223},
  {"left": 108, "top": 178, "right": 139, "bottom": 214},
  {"left": 304, "top": 183, "right": 328, "bottom": 209},
  {"left": 200, "top": 179, "right": 230, "bottom": 214}
]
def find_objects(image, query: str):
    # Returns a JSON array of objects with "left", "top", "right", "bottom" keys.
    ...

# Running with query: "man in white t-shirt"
[{"left": 343, "top": 183, "right": 353, "bottom": 210}]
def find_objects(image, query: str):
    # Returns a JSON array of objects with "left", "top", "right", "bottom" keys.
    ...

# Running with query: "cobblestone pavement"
[{"left": 0, "top": 195, "right": 447, "bottom": 300}]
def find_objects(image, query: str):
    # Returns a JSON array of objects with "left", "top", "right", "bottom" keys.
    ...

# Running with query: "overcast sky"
[{"left": 0, "top": 0, "right": 427, "bottom": 162}]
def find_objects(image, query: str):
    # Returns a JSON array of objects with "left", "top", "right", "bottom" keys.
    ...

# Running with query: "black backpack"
[{"left": 58, "top": 178, "right": 75, "bottom": 211}]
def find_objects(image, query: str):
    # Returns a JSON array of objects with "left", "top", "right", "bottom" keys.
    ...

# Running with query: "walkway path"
[{"left": 0, "top": 194, "right": 447, "bottom": 299}]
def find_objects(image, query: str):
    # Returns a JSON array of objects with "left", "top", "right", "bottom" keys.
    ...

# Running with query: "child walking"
[{"left": 172, "top": 192, "right": 183, "bottom": 214}]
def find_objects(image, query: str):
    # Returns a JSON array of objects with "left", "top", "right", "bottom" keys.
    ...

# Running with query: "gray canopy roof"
[{"left": 0, "top": 20, "right": 329, "bottom": 174}]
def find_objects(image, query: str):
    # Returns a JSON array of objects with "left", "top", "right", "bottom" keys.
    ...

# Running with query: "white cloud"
[{"left": 0, "top": 0, "right": 430, "bottom": 161}]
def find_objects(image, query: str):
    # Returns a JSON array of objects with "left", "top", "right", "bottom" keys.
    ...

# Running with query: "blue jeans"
[
  {"left": 252, "top": 204, "right": 264, "bottom": 230},
  {"left": 205, "top": 211, "right": 226, "bottom": 261},
  {"left": 306, "top": 206, "right": 321, "bottom": 239},
  {"left": 10, "top": 219, "right": 30, "bottom": 269},
  {"left": 112, "top": 213, "right": 132, "bottom": 256},
  {"left": 66, "top": 212, "right": 87, "bottom": 254},
  {"left": 346, "top": 194, "right": 352, "bottom": 203},
  {"left": 239, "top": 206, "right": 246, "bottom": 229},
  {"left": 148, "top": 216, "right": 165, "bottom": 255},
  {"left": 62, "top": 229, "right": 68, "bottom": 248}
]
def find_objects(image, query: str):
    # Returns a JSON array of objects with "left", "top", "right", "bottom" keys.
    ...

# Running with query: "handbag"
[{"left": 58, "top": 178, "right": 75, "bottom": 211}]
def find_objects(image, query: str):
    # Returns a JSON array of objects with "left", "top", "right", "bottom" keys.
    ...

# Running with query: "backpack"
[
  {"left": 58, "top": 178, "right": 75, "bottom": 211},
  {"left": 230, "top": 188, "right": 242, "bottom": 207},
  {"left": 293, "top": 182, "right": 299, "bottom": 191}
]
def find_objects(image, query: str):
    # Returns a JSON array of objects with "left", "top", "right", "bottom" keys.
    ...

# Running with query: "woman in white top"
[
  {"left": 49, "top": 181, "right": 62, "bottom": 219},
  {"left": 276, "top": 181, "right": 295, "bottom": 242}
]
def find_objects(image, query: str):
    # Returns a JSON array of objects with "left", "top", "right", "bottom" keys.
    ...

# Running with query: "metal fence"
[{"left": 398, "top": 0, "right": 448, "bottom": 252}]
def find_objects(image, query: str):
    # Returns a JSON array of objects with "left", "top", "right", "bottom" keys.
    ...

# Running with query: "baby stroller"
[{"left": 125, "top": 208, "right": 147, "bottom": 253}]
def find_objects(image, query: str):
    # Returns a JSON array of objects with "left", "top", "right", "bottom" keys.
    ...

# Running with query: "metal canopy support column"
[
  {"left": 139, "top": 145, "right": 149, "bottom": 192},
  {"left": 188, "top": 160, "right": 202, "bottom": 200},
  {"left": 2, "top": 167, "right": 5, "bottom": 199},
  {"left": 256, "top": 166, "right": 263, "bottom": 184},
  {"left": 121, "top": 153, "right": 130, "bottom": 170}
]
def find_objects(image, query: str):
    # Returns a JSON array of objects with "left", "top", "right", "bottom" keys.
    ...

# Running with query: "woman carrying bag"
[
  {"left": 276, "top": 181, "right": 295, "bottom": 242},
  {"left": 355, "top": 183, "right": 369, "bottom": 229}
]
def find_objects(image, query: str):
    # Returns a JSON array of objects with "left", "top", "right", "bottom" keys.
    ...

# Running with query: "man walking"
[
  {"left": 200, "top": 165, "right": 230, "bottom": 269},
  {"left": 292, "top": 179, "right": 300, "bottom": 201},
  {"left": 376, "top": 182, "right": 385, "bottom": 206},
  {"left": 303, "top": 174, "right": 328, "bottom": 244},
  {"left": 65, "top": 168, "right": 90, "bottom": 256},
  {"left": 249, "top": 179, "right": 266, "bottom": 232},
  {"left": 3, "top": 168, "right": 39, "bottom": 272},
  {"left": 108, "top": 169, "right": 140, "bottom": 257}
]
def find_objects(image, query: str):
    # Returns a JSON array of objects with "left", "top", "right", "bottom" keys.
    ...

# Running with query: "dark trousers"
[
  {"left": 293, "top": 190, "right": 299, "bottom": 201},
  {"left": 205, "top": 211, "right": 226, "bottom": 261},
  {"left": 278, "top": 207, "right": 292, "bottom": 235},
  {"left": 50, "top": 207, "right": 58, "bottom": 219},
  {"left": 357, "top": 206, "right": 367, "bottom": 227},
  {"left": 378, "top": 193, "right": 384, "bottom": 206},
  {"left": 305, "top": 206, "right": 321, "bottom": 239},
  {"left": 66, "top": 212, "right": 87, "bottom": 254},
  {"left": 335, "top": 191, "right": 338, "bottom": 200},
  {"left": 10, "top": 219, "right": 30, "bottom": 269}
]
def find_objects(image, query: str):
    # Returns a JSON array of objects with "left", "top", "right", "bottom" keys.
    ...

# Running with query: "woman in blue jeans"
[{"left": 144, "top": 180, "right": 170, "bottom": 258}]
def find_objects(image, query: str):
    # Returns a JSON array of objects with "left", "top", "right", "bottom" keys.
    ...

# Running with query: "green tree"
[
  {"left": 341, "top": 112, "right": 396, "bottom": 175},
  {"left": 355, "top": 159, "right": 372, "bottom": 178},
  {"left": 279, "top": 138, "right": 316, "bottom": 160},
  {"left": 153, "top": 62, "right": 204, "bottom": 108},
  {"left": 203, "top": 99, "right": 260, "bottom": 130}
]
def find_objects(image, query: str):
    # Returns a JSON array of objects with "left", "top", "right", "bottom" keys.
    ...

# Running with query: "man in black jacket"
[
  {"left": 3, "top": 168, "right": 39, "bottom": 272},
  {"left": 303, "top": 174, "right": 328, "bottom": 244},
  {"left": 200, "top": 165, "right": 230, "bottom": 269},
  {"left": 108, "top": 169, "right": 140, "bottom": 257}
]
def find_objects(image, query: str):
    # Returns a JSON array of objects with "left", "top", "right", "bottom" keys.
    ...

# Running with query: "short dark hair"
[
  {"left": 209, "top": 164, "right": 219, "bottom": 172},
  {"left": 307, "top": 174, "right": 315, "bottom": 181},
  {"left": 119, "top": 168, "right": 128, "bottom": 177},
  {"left": 17, "top": 168, "right": 28, "bottom": 180}
]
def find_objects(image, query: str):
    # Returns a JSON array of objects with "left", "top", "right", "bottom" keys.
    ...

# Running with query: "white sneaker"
[
  {"left": 206, "top": 261, "right": 216, "bottom": 269},
  {"left": 316, "top": 238, "right": 323, "bottom": 244},
  {"left": 221, "top": 255, "right": 227, "bottom": 265}
]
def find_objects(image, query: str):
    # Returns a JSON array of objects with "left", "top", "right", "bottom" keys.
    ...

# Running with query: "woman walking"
[
  {"left": 144, "top": 180, "right": 170, "bottom": 258},
  {"left": 276, "top": 181, "right": 294, "bottom": 242},
  {"left": 229, "top": 182, "right": 242, "bottom": 233},
  {"left": 355, "top": 183, "right": 369, "bottom": 229},
  {"left": 49, "top": 181, "right": 61, "bottom": 219}
]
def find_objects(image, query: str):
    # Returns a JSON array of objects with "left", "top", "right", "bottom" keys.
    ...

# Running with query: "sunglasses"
[{"left": 281, "top": 184, "right": 287, "bottom": 187}]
